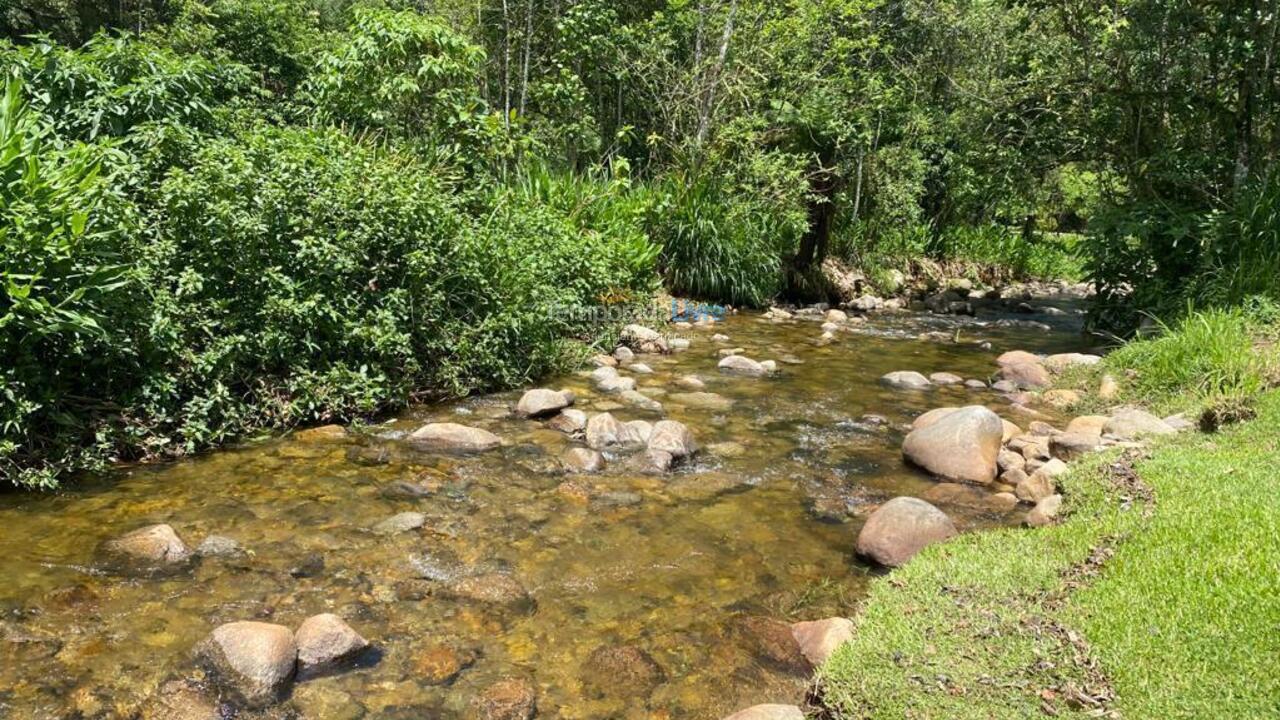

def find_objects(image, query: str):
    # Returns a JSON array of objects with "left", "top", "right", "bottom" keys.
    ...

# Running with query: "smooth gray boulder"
[
  {"left": 295, "top": 614, "right": 368, "bottom": 673},
  {"left": 99, "top": 524, "right": 194, "bottom": 575},
  {"left": 647, "top": 420, "right": 697, "bottom": 459},
  {"left": 514, "top": 389, "right": 573, "bottom": 418},
  {"left": 902, "top": 405, "right": 1004, "bottom": 484},
  {"left": 718, "top": 355, "right": 769, "bottom": 377},
  {"left": 880, "top": 371, "right": 931, "bottom": 390}
]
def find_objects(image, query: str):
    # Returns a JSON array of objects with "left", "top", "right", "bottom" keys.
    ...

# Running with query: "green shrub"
[
  {"left": 1189, "top": 173, "right": 1280, "bottom": 308},
  {"left": 0, "top": 78, "right": 143, "bottom": 488}
]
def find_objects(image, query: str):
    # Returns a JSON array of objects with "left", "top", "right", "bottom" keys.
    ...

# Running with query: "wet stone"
[
  {"left": 581, "top": 644, "right": 665, "bottom": 696},
  {"left": 734, "top": 616, "right": 812, "bottom": 674},
  {"left": 468, "top": 676, "right": 536, "bottom": 720},
  {"left": 373, "top": 512, "right": 426, "bottom": 536},
  {"left": 443, "top": 573, "right": 533, "bottom": 610},
  {"left": 413, "top": 642, "right": 477, "bottom": 685},
  {"left": 196, "top": 535, "right": 243, "bottom": 559}
]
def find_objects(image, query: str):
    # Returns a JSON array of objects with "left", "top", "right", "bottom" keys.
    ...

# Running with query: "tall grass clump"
[
  {"left": 1100, "top": 304, "right": 1278, "bottom": 413},
  {"left": 1189, "top": 173, "right": 1280, "bottom": 308},
  {"left": 646, "top": 172, "right": 799, "bottom": 307}
]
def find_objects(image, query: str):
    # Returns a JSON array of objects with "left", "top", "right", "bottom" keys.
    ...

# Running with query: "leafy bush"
[
  {"left": 302, "top": 8, "right": 488, "bottom": 148},
  {"left": 1189, "top": 174, "right": 1280, "bottom": 308},
  {"left": 0, "top": 79, "right": 143, "bottom": 488},
  {"left": 3, "top": 33, "right": 249, "bottom": 141}
]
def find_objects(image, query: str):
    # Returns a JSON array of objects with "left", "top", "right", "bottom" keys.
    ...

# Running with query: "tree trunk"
[{"left": 695, "top": 0, "right": 736, "bottom": 147}]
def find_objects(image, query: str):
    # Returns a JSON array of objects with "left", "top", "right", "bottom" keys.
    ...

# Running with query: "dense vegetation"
[{"left": 3, "top": 0, "right": 1278, "bottom": 487}]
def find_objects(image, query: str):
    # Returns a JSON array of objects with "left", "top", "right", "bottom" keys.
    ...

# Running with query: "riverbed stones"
[
  {"left": 581, "top": 644, "right": 665, "bottom": 696},
  {"left": 675, "top": 374, "right": 706, "bottom": 390},
  {"left": 965, "top": 378, "right": 988, "bottom": 389},
  {"left": 929, "top": 372, "right": 964, "bottom": 385},
  {"left": 880, "top": 371, "right": 931, "bottom": 390},
  {"left": 734, "top": 616, "right": 812, "bottom": 673},
  {"left": 619, "top": 389, "right": 663, "bottom": 412},
  {"left": 825, "top": 308, "right": 849, "bottom": 323},
  {"left": 293, "top": 424, "right": 347, "bottom": 442},
  {"left": 629, "top": 362, "right": 654, "bottom": 374},
  {"left": 469, "top": 676, "right": 536, "bottom": 720},
  {"left": 902, "top": 405, "right": 1004, "bottom": 484},
  {"left": 621, "top": 324, "right": 669, "bottom": 354},
  {"left": 645, "top": 420, "right": 694, "bottom": 457},
  {"left": 856, "top": 497, "right": 957, "bottom": 567},
  {"left": 1026, "top": 494, "right": 1064, "bottom": 527},
  {"left": 1104, "top": 408, "right": 1177, "bottom": 439},
  {"left": 1050, "top": 432, "right": 1101, "bottom": 461},
  {"left": 444, "top": 573, "right": 532, "bottom": 609},
  {"left": 409, "top": 423, "right": 500, "bottom": 453},
  {"left": 413, "top": 642, "right": 477, "bottom": 684},
  {"left": 514, "top": 389, "right": 573, "bottom": 418},
  {"left": 100, "top": 524, "right": 194, "bottom": 575},
  {"left": 912, "top": 406, "right": 958, "bottom": 430},
  {"left": 562, "top": 447, "right": 605, "bottom": 473},
  {"left": 789, "top": 617, "right": 854, "bottom": 666},
  {"left": 194, "top": 621, "right": 297, "bottom": 707},
  {"left": 1015, "top": 472, "right": 1055, "bottom": 503},
  {"left": 546, "top": 408, "right": 587, "bottom": 434},
  {"left": 373, "top": 512, "right": 426, "bottom": 535},
  {"left": 591, "top": 366, "right": 636, "bottom": 393},
  {"left": 295, "top": 614, "right": 368, "bottom": 673},
  {"left": 585, "top": 413, "right": 624, "bottom": 450},
  {"left": 722, "top": 706, "right": 805, "bottom": 720},
  {"left": 998, "top": 449, "right": 1025, "bottom": 473},
  {"left": 613, "top": 346, "right": 635, "bottom": 364},
  {"left": 196, "top": 535, "right": 243, "bottom": 559},
  {"left": 718, "top": 354, "right": 769, "bottom": 377},
  {"left": 670, "top": 391, "right": 734, "bottom": 411}
]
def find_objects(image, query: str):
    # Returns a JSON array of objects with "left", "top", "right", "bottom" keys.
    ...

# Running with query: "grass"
[
  {"left": 1057, "top": 304, "right": 1279, "bottom": 418},
  {"left": 817, "top": 392, "right": 1280, "bottom": 719}
]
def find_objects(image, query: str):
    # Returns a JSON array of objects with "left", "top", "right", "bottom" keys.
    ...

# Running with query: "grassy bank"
[{"left": 818, "top": 329, "right": 1280, "bottom": 718}]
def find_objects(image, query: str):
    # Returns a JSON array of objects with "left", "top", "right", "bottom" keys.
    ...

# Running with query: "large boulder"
[
  {"left": 790, "top": 617, "right": 854, "bottom": 666},
  {"left": 722, "top": 706, "right": 806, "bottom": 720},
  {"left": 718, "top": 355, "right": 769, "bottom": 377},
  {"left": 295, "top": 614, "right": 368, "bottom": 674},
  {"left": 1104, "top": 408, "right": 1176, "bottom": 439},
  {"left": 194, "top": 621, "right": 297, "bottom": 707},
  {"left": 99, "top": 524, "right": 194, "bottom": 576},
  {"left": 856, "top": 497, "right": 957, "bottom": 567},
  {"left": 997, "top": 350, "right": 1040, "bottom": 367},
  {"left": 514, "top": 389, "right": 573, "bottom": 418},
  {"left": 880, "top": 371, "right": 931, "bottom": 390},
  {"left": 911, "top": 406, "right": 958, "bottom": 430},
  {"left": 586, "top": 413, "right": 645, "bottom": 451},
  {"left": 408, "top": 423, "right": 500, "bottom": 453},
  {"left": 648, "top": 420, "right": 697, "bottom": 459},
  {"left": 621, "top": 324, "right": 669, "bottom": 354},
  {"left": 902, "top": 406, "right": 1004, "bottom": 484}
]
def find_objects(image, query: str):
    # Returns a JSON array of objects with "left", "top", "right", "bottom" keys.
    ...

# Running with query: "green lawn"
[{"left": 818, "top": 393, "right": 1280, "bottom": 719}]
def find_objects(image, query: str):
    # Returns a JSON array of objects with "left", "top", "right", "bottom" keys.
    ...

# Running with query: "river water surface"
[{"left": 0, "top": 296, "right": 1093, "bottom": 719}]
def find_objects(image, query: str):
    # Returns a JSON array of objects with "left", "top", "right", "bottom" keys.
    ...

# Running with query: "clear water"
[{"left": 0, "top": 300, "right": 1092, "bottom": 719}]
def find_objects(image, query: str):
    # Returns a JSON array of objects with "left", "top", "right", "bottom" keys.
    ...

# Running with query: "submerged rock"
[
  {"left": 581, "top": 644, "right": 665, "bottom": 696},
  {"left": 902, "top": 406, "right": 1003, "bottom": 484},
  {"left": 469, "top": 677, "right": 536, "bottom": 720},
  {"left": 856, "top": 497, "right": 957, "bottom": 567},
  {"left": 443, "top": 573, "right": 533, "bottom": 609},
  {"left": 413, "top": 642, "right": 477, "bottom": 685},
  {"left": 734, "top": 616, "right": 812, "bottom": 674},
  {"left": 373, "top": 512, "right": 426, "bottom": 535},
  {"left": 196, "top": 535, "right": 243, "bottom": 559},
  {"left": 139, "top": 680, "right": 221, "bottom": 720},
  {"left": 194, "top": 621, "right": 297, "bottom": 708},
  {"left": 929, "top": 372, "right": 963, "bottom": 385},
  {"left": 669, "top": 391, "right": 734, "bottom": 411},
  {"left": 562, "top": 447, "right": 605, "bottom": 473},
  {"left": 408, "top": 423, "right": 500, "bottom": 453},
  {"left": 295, "top": 614, "right": 369, "bottom": 673}
]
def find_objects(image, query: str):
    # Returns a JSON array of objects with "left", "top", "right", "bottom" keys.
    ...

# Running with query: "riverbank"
[{"left": 816, "top": 346, "right": 1280, "bottom": 718}]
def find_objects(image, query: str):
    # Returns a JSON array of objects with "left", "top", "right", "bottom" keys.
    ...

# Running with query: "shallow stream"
[{"left": 0, "top": 295, "right": 1094, "bottom": 719}]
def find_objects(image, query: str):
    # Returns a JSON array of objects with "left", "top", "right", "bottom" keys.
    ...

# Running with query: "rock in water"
[
  {"left": 514, "top": 389, "right": 572, "bottom": 418},
  {"left": 469, "top": 677, "right": 536, "bottom": 720},
  {"left": 621, "top": 324, "right": 669, "bottom": 354},
  {"left": 444, "top": 573, "right": 533, "bottom": 610},
  {"left": 373, "top": 512, "right": 426, "bottom": 535},
  {"left": 581, "top": 645, "right": 665, "bottom": 696},
  {"left": 902, "top": 405, "right": 1004, "bottom": 484},
  {"left": 647, "top": 420, "right": 697, "bottom": 459},
  {"left": 562, "top": 447, "right": 605, "bottom": 473},
  {"left": 585, "top": 413, "right": 630, "bottom": 450},
  {"left": 718, "top": 354, "right": 769, "bottom": 377},
  {"left": 194, "top": 621, "right": 297, "bottom": 708},
  {"left": 295, "top": 614, "right": 368, "bottom": 673},
  {"left": 996, "top": 350, "right": 1040, "bottom": 367},
  {"left": 547, "top": 408, "right": 588, "bottom": 434},
  {"left": 408, "top": 423, "right": 500, "bottom": 453},
  {"left": 880, "top": 371, "right": 931, "bottom": 389},
  {"left": 734, "top": 617, "right": 812, "bottom": 674},
  {"left": 99, "top": 524, "right": 194, "bottom": 576},
  {"left": 1000, "top": 361, "right": 1051, "bottom": 389},
  {"left": 721, "top": 705, "right": 806, "bottom": 720},
  {"left": 856, "top": 497, "right": 957, "bottom": 567},
  {"left": 790, "top": 617, "right": 854, "bottom": 666}
]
